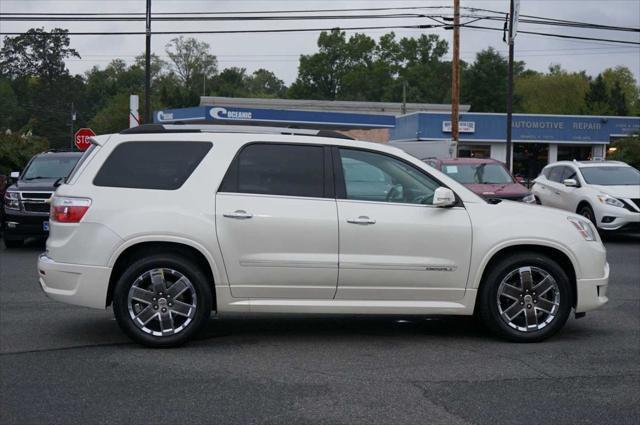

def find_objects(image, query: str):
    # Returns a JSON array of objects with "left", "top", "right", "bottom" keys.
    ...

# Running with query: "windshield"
[
  {"left": 579, "top": 166, "right": 640, "bottom": 186},
  {"left": 441, "top": 163, "right": 514, "bottom": 184},
  {"left": 22, "top": 156, "right": 80, "bottom": 180}
]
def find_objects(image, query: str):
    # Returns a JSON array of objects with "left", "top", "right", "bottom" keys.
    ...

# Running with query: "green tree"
[
  {"left": 211, "top": 67, "right": 250, "bottom": 97},
  {"left": 515, "top": 65, "right": 590, "bottom": 114},
  {"left": 247, "top": 69, "right": 287, "bottom": 98},
  {"left": 0, "top": 79, "right": 20, "bottom": 130},
  {"left": 0, "top": 28, "right": 80, "bottom": 82},
  {"left": 462, "top": 47, "right": 525, "bottom": 112},
  {"left": 601, "top": 66, "right": 640, "bottom": 115},
  {"left": 0, "top": 131, "right": 48, "bottom": 176},
  {"left": 585, "top": 74, "right": 614, "bottom": 115},
  {"left": 165, "top": 37, "right": 217, "bottom": 92}
]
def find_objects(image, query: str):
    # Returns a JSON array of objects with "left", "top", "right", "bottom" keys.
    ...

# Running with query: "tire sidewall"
[
  {"left": 579, "top": 204, "right": 596, "bottom": 226},
  {"left": 480, "top": 252, "right": 572, "bottom": 342},
  {"left": 113, "top": 254, "right": 212, "bottom": 347}
]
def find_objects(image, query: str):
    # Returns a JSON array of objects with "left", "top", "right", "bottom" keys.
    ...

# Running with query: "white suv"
[
  {"left": 532, "top": 160, "right": 640, "bottom": 232},
  {"left": 38, "top": 124, "right": 609, "bottom": 347}
]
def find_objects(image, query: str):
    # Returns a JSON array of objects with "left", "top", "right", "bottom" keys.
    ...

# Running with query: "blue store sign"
[
  {"left": 392, "top": 113, "right": 640, "bottom": 144},
  {"left": 155, "top": 105, "right": 395, "bottom": 129}
]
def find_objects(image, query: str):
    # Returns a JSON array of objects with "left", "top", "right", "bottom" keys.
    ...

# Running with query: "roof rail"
[{"left": 120, "top": 121, "right": 354, "bottom": 140}]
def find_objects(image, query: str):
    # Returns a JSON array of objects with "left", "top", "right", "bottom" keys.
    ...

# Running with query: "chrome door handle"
[
  {"left": 223, "top": 210, "right": 253, "bottom": 219},
  {"left": 347, "top": 216, "right": 376, "bottom": 225}
]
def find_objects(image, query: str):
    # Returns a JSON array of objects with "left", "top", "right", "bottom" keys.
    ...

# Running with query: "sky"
[{"left": 1, "top": 0, "right": 639, "bottom": 85}]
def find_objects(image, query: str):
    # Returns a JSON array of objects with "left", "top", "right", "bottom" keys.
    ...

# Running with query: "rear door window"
[
  {"left": 93, "top": 141, "right": 212, "bottom": 190},
  {"left": 220, "top": 143, "right": 325, "bottom": 198}
]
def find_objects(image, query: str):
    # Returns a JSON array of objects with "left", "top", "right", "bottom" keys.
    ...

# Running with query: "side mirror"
[
  {"left": 10, "top": 171, "right": 20, "bottom": 180},
  {"left": 433, "top": 187, "right": 456, "bottom": 207},
  {"left": 563, "top": 178, "right": 578, "bottom": 187}
]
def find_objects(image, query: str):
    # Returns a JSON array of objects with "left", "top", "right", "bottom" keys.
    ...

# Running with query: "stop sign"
[{"left": 74, "top": 128, "right": 95, "bottom": 151}]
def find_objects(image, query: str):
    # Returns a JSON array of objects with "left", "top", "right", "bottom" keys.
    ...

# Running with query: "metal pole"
[
  {"left": 402, "top": 80, "right": 407, "bottom": 115},
  {"left": 451, "top": 0, "right": 460, "bottom": 147},
  {"left": 69, "top": 102, "right": 75, "bottom": 150},
  {"left": 144, "top": 0, "right": 152, "bottom": 123},
  {"left": 505, "top": 0, "right": 515, "bottom": 170}
]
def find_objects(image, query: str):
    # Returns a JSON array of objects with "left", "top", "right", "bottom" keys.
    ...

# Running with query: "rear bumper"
[
  {"left": 575, "top": 262, "right": 609, "bottom": 313},
  {"left": 37, "top": 254, "right": 111, "bottom": 309}
]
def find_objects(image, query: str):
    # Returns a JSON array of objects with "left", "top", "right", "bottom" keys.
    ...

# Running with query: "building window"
[
  {"left": 513, "top": 143, "right": 549, "bottom": 181},
  {"left": 457, "top": 144, "right": 490, "bottom": 158},
  {"left": 558, "top": 145, "right": 592, "bottom": 161}
]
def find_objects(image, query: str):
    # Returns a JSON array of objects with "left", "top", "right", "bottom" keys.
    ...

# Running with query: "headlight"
[
  {"left": 3, "top": 191, "right": 20, "bottom": 210},
  {"left": 596, "top": 194, "right": 625, "bottom": 209},
  {"left": 567, "top": 217, "right": 597, "bottom": 241},
  {"left": 521, "top": 193, "right": 536, "bottom": 204}
]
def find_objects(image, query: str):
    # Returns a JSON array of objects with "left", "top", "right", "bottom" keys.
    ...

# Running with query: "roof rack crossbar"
[{"left": 119, "top": 122, "right": 354, "bottom": 140}]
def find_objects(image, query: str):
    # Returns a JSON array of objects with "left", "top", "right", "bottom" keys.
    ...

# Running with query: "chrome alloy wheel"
[
  {"left": 497, "top": 266, "right": 560, "bottom": 332},
  {"left": 127, "top": 268, "right": 197, "bottom": 336}
]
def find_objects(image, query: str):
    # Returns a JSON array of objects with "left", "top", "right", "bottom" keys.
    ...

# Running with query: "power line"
[
  {"left": 460, "top": 24, "right": 640, "bottom": 46},
  {"left": 0, "top": 13, "right": 449, "bottom": 22},
  {"left": 0, "top": 24, "right": 447, "bottom": 36}
]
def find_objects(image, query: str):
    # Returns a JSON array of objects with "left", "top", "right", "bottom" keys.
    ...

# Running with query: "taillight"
[{"left": 51, "top": 196, "right": 91, "bottom": 223}]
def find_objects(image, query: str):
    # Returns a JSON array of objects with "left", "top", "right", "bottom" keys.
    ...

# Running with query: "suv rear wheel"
[
  {"left": 113, "top": 254, "right": 213, "bottom": 347},
  {"left": 478, "top": 252, "right": 571, "bottom": 342}
]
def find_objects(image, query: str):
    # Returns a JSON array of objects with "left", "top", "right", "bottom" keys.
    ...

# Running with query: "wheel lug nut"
[
  {"left": 153, "top": 305, "right": 158, "bottom": 309},
  {"left": 161, "top": 308, "right": 167, "bottom": 313},
  {"left": 520, "top": 302, "right": 524, "bottom": 305},
  {"left": 527, "top": 304, "right": 532, "bottom": 309},
  {"left": 534, "top": 300, "right": 537, "bottom": 303},
  {"left": 168, "top": 303, "right": 173, "bottom": 307}
]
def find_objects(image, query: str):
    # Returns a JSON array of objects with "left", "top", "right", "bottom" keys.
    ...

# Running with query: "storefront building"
[
  {"left": 154, "top": 97, "right": 468, "bottom": 143},
  {"left": 391, "top": 112, "right": 640, "bottom": 179},
  {"left": 154, "top": 98, "right": 639, "bottom": 179}
]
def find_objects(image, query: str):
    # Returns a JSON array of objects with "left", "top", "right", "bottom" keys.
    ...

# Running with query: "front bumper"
[
  {"left": 575, "top": 262, "right": 609, "bottom": 313},
  {"left": 38, "top": 254, "right": 111, "bottom": 309},
  {"left": 3, "top": 210, "right": 49, "bottom": 239},
  {"left": 595, "top": 205, "right": 640, "bottom": 231}
]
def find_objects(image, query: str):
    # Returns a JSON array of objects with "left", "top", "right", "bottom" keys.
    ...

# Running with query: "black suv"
[{"left": 3, "top": 151, "right": 82, "bottom": 248}]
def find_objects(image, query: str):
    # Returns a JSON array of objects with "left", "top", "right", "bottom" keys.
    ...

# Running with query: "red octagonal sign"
[{"left": 74, "top": 128, "right": 95, "bottom": 151}]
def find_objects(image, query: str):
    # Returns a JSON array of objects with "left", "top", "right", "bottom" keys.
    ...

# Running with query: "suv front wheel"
[
  {"left": 478, "top": 252, "right": 572, "bottom": 342},
  {"left": 113, "top": 254, "right": 213, "bottom": 347}
]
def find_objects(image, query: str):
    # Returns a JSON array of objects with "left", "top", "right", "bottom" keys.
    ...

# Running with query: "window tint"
[
  {"left": 230, "top": 143, "right": 325, "bottom": 198},
  {"left": 548, "top": 166, "right": 565, "bottom": 183},
  {"left": 93, "top": 141, "right": 212, "bottom": 190},
  {"left": 339, "top": 149, "right": 440, "bottom": 205},
  {"left": 562, "top": 166, "right": 578, "bottom": 181}
]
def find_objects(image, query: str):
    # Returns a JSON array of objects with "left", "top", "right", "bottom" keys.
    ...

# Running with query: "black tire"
[
  {"left": 3, "top": 238, "right": 23, "bottom": 249},
  {"left": 578, "top": 203, "right": 597, "bottom": 227},
  {"left": 112, "top": 253, "right": 213, "bottom": 347},
  {"left": 478, "top": 252, "right": 572, "bottom": 343}
]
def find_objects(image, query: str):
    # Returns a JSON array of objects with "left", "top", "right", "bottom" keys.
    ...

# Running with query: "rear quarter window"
[{"left": 93, "top": 141, "right": 212, "bottom": 190}]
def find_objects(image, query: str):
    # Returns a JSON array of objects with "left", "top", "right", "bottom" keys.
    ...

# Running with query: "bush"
[
  {"left": 0, "top": 131, "right": 49, "bottom": 176},
  {"left": 607, "top": 135, "right": 640, "bottom": 170}
]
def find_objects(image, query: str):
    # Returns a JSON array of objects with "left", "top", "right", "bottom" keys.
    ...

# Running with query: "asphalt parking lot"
[{"left": 1, "top": 235, "right": 639, "bottom": 425}]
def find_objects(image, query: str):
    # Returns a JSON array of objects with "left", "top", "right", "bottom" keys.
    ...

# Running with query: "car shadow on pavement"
[{"left": 600, "top": 231, "right": 640, "bottom": 244}]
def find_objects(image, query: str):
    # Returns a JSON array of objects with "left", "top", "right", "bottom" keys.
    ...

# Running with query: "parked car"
[
  {"left": 3, "top": 150, "right": 83, "bottom": 248},
  {"left": 38, "top": 124, "right": 608, "bottom": 347},
  {"left": 425, "top": 158, "right": 536, "bottom": 203},
  {"left": 532, "top": 160, "right": 640, "bottom": 232}
]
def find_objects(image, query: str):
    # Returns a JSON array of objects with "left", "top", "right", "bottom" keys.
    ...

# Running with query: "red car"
[{"left": 424, "top": 158, "right": 536, "bottom": 203}]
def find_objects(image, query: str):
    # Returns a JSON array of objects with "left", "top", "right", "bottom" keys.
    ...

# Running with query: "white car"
[
  {"left": 532, "top": 160, "right": 640, "bottom": 232},
  {"left": 38, "top": 124, "right": 608, "bottom": 347}
]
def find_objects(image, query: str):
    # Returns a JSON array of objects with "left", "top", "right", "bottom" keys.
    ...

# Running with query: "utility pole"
[
  {"left": 401, "top": 80, "right": 407, "bottom": 115},
  {"left": 505, "top": 0, "right": 519, "bottom": 170},
  {"left": 69, "top": 102, "right": 76, "bottom": 150},
  {"left": 144, "top": 0, "right": 152, "bottom": 123},
  {"left": 451, "top": 0, "right": 460, "bottom": 153}
]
